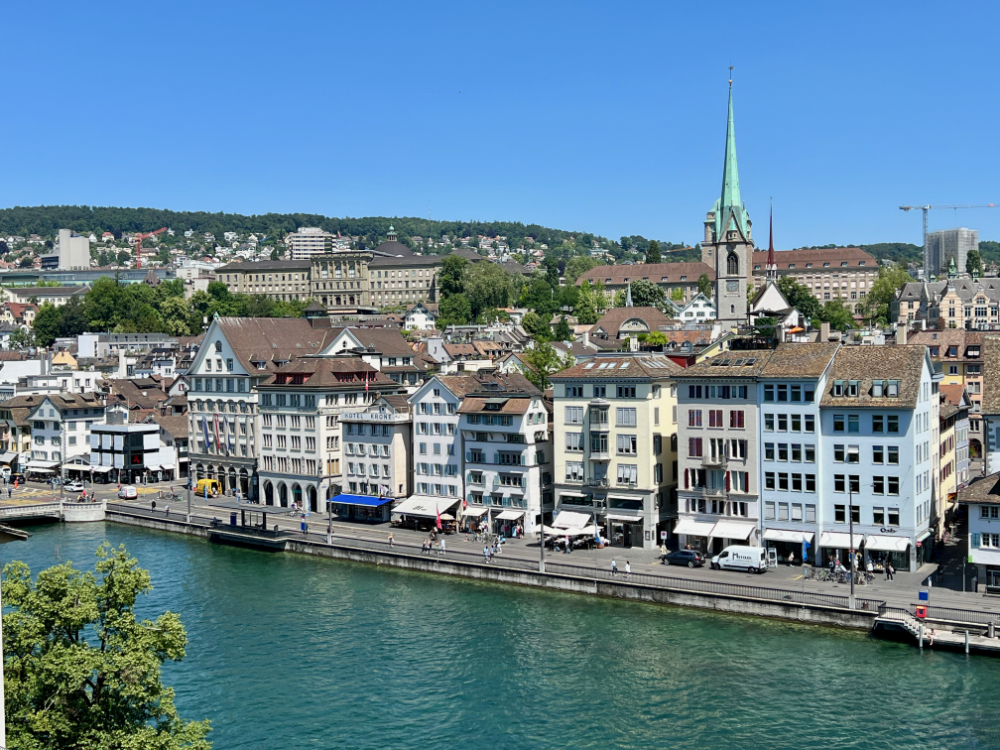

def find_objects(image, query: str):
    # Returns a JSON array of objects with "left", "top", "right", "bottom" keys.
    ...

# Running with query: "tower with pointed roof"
[
  {"left": 701, "top": 78, "right": 753, "bottom": 329},
  {"left": 765, "top": 204, "right": 777, "bottom": 284}
]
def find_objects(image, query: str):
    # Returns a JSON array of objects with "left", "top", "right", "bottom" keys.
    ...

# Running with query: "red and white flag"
[{"left": 436, "top": 506, "right": 442, "bottom": 530}]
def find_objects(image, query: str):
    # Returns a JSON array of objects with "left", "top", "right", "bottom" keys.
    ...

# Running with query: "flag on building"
[{"left": 201, "top": 416, "right": 212, "bottom": 454}]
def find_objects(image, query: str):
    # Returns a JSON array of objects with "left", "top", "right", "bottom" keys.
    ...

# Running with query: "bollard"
[
  {"left": 966, "top": 629, "right": 970, "bottom": 654},
  {"left": 919, "top": 624, "right": 923, "bottom": 649},
  {"left": 990, "top": 621, "right": 996, "bottom": 639}
]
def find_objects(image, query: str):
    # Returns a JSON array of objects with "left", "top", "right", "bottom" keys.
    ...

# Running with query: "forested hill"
[{"left": 0, "top": 205, "right": 611, "bottom": 253}]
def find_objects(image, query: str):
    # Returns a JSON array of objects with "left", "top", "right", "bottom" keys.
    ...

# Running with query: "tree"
[
  {"left": 818, "top": 299, "right": 855, "bottom": 331},
  {"left": 968, "top": 248, "right": 983, "bottom": 278},
  {"left": 564, "top": 256, "right": 601, "bottom": 284},
  {"left": 31, "top": 302, "right": 62, "bottom": 347},
  {"left": 465, "top": 262, "right": 515, "bottom": 317},
  {"left": 270, "top": 247, "right": 281, "bottom": 261},
  {"left": 573, "top": 281, "right": 599, "bottom": 325},
  {"left": 552, "top": 316, "right": 573, "bottom": 341},
  {"left": 614, "top": 279, "right": 667, "bottom": 310},
  {"left": 646, "top": 240, "right": 662, "bottom": 264},
  {"left": 2, "top": 543, "right": 212, "bottom": 750},
  {"left": 522, "top": 341, "right": 574, "bottom": 390},
  {"left": 9, "top": 327, "right": 32, "bottom": 349},
  {"left": 645, "top": 331, "right": 668, "bottom": 347},
  {"left": 439, "top": 255, "right": 467, "bottom": 296},
  {"left": 543, "top": 257, "right": 560, "bottom": 289},
  {"left": 697, "top": 273, "right": 713, "bottom": 298},
  {"left": 861, "top": 263, "right": 912, "bottom": 326},
  {"left": 438, "top": 293, "right": 471, "bottom": 326},
  {"left": 521, "top": 311, "right": 549, "bottom": 341},
  {"left": 520, "top": 278, "right": 557, "bottom": 317},
  {"left": 776, "top": 275, "right": 821, "bottom": 321},
  {"left": 670, "top": 286, "right": 684, "bottom": 302}
]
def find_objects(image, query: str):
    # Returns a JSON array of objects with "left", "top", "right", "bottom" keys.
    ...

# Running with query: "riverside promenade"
[{"left": 96, "top": 495, "right": 1000, "bottom": 644}]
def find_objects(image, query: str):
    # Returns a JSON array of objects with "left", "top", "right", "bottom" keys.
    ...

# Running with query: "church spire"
[
  {"left": 715, "top": 74, "right": 750, "bottom": 240},
  {"left": 766, "top": 200, "right": 777, "bottom": 282}
]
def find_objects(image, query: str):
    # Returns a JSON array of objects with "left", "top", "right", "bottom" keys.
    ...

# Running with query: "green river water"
[{"left": 6, "top": 522, "right": 1000, "bottom": 749}]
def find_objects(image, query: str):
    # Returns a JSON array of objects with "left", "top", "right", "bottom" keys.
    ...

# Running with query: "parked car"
[
  {"left": 10, "top": 473, "right": 26, "bottom": 485},
  {"left": 64, "top": 481, "right": 85, "bottom": 492},
  {"left": 118, "top": 485, "right": 138, "bottom": 500},
  {"left": 662, "top": 549, "right": 705, "bottom": 568}
]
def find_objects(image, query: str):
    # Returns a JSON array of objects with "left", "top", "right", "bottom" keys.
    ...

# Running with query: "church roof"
[{"left": 715, "top": 83, "right": 750, "bottom": 240}]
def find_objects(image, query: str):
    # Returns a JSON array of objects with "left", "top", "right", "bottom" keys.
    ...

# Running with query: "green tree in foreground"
[
  {"left": 697, "top": 273, "right": 713, "bottom": 298},
  {"left": 2, "top": 542, "right": 211, "bottom": 750},
  {"left": 816, "top": 299, "right": 855, "bottom": 331},
  {"left": 522, "top": 341, "right": 575, "bottom": 391},
  {"left": 967, "top": 247, "right": 983, "bottom": 278},
  {"left": 860, "top": 263, "right": 912, "bottom": 326}
]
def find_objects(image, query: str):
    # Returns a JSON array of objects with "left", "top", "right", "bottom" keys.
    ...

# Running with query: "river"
[{"left": 5, "top": 522, "right": 1000, "bottom": 749}]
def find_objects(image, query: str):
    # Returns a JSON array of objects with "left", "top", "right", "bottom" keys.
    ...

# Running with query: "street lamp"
[{"left": 848, "top": 484, "right": 856, "bottom": 609}]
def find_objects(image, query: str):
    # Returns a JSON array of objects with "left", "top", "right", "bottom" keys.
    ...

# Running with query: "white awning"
[
  {"left": 462, "top": 507, "right": 488, "bottom": 517},
  {"left": 495, "top": 510, "right": 524, "bottom": 520},
  {"left": 553, "top": 510, "right": 592, "bottom": 529},
  {"left": 711, "top": 520, "right": 756, "bottom": 541},
  {"left": 25, "top": 460, "right": 59, "bottom": 469},
  {"left": 819, "top": 531, "right": 864, "bottom": 549},
  {"left": 0, "top": 452, "right": 17, "bottom": 463},
  {"left": 865, "top": 535, "right": 910, "bottom": 552},
  {"left": 145, "top": 465, "right": 161, "bottom": 472},
  {"left": 87, "top": 466, "right": 113, "bottom": 473},
  {"left": 558, "top": 491, "right": 586, "bottom": 499},
  {"left": 391, "top": 496, "right": 459, "bottom": 518},
  {"left": 763, "top": 529, "right": 815, "bottom": 544},
  {"left": 673, "top": 519, "right": 716, "bottom": 537},
  {"left": 606, "top": 513, "right": 643, "bottom": 523},
  {"left": 541, "top": 525, "right": 592, "bottom": 537},
  {"left": 606, "top": 494, "right": 638, "bottom": 502}
]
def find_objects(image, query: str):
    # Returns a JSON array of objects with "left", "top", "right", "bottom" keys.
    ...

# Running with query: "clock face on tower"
[{"left": 726, "top": 281, "right": 739, "bottom": 293}]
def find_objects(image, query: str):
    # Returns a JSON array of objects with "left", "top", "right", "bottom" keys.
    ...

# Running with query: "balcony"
[
  {"left": 588, "top": 451, "right": 610, "bottom": 461},
  {"left": 702, "top": 453, "right": 726, "bottom": 467}
]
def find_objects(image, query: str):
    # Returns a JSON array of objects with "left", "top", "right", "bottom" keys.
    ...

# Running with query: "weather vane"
[{"left": 729, "top": 64, "right": 733, "bottom": 87}]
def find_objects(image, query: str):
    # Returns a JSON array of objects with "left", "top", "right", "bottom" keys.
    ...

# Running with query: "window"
[
  {"left": 873, "top": 445, "right": 883, "bottom": 464},
  {"left": 851, "top": 505, "right": 860, "bottom": 523},
  {"left": 765, "top": 501, "right": 775, "bottom": 519},
  {"left": 888, "top": 446, "right": 899, "bottom": 465},
  {"left": 764, "top": 385, "right": 774, "bottom": 402},
  {"left": 777, "top": 414, "right": 787, "bottom": 431},
  {"left": 764, "top": 472, "right": 775, "bottom": 490},
  {"left": 835, "top": 505, "right": 846, "bottom": 523},
  {"left": 848, "top": 415, "right": 859, "bottom": 433},
  {"left": 778, "top": 443, "right": 788, "bottom": 461},
  {"left": 566, "top": 433, "right": 583, "bottom": 452},
  {"left": 888, "top": 508, "right": 900, "bottom": 526},
  {"left": 616, "top": 386, "right": 636, "bottom": 399},
  {"left": 565, "top": 407, "right": 583, "bottom": 424},
  {"left": 791, "top": 444, "right": 802, "bottom": 462},
  {"left": 806, "top": 504, "right": 816, "bottom": 522},
  {"left": 566, "top": 386, "right": 583, "bottom": 398},
  {"left": 617, "top": 464, "right": 638, "bottom": 484},
  {"left": 778, "top": 473, "right": 789, "bottom": 491},
  {"left": 834, "top": 474, "right": 845, "bottom": 493},
  {"left": 888, "top": 476, "right": 899, "bottom": 495},
  {"left": 616, "top": 408, "right": 637, "bottom": 426},
  {"left": 982, "top": 506, "right": 1000, "bottom": 520},
  {"left": 764, "top": 442, "right": 774, "bottom": 460},
  {"left": 565, "top": 462, "right": 584, "bottom": 481},
  {"left": 688, "top": 437, "right": 703, "bottom": 457},
  {"left": 591, "top": 432, "right": 608, "bottom": 453},
  {"left": 873, "top": 476, "right": 885, "bottom": 494},
  {"left": 594, "top": 385, "right": 606, "bottom": 398},
  {"left": 616, "top": 434, "right": 637, "bottom": 455},
  {"left": 834, "top": 444, "right": 845, "bottom": 462},
  {"left": 805, "top": 474, "right": 816, "bottom": 492},
  {"left": 847, "top": 445, "right": 859, "bottom": 463},
  {"left": 778, "top": 502, "right": 789, "bottom": 521},
  {"left": 834, "top": 415, "right": 845, "bottom": 432},
  {"left": 729, "top": 410, "right": 745, "bottom": 428},
  {"left": 791, "top": 474, "right": 802, "bottom": 492},
  {"left": 708, "top": 409, "right": 723, "bottom": 427},
  {"left": 804, "top": 415, "right": 815, "bottom": 432},
  {"left": 777, "top": 385, "right": 788, "bottom": 402},
  {"left": 888, "top": 415, "right": 899, "bottom": 433},
  {"left": 804, "top": 445, "right": 815, "bottom": 462},
  {"left": 873, "top": 508, "right": 885, "bottom": 525},
  {"left": 790, "top": 414, "right": 801, "bottom": 432},
  {"left": 764, "top": 414, "right": 774, "bottom": 431}
]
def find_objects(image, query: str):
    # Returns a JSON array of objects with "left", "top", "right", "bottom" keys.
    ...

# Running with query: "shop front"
[
  {"left": 606, "top": 513, "right": 643, "bottom": 548},
  {"left": 762, "top": 528, "right": 814, "bottom": 565},
  {"left": 329, "top": 493, "right": 395, "bottom": 523},
  {"left": 818, "top": 531, "right": 865, "bottom": 568},
  {"left": 864, "top": 534, "right": 911, "bottom": 573},
  {"left": 461, "top": 506, "right": 489, "bottom": 533},
  {"left": 391, "top": 496, "right": 460, "bottom": 532},
  {"left": 494, "top": 509, "right": 525, "bottom": 538},
  {"left": 673, "top": 518, "right": 716, "bottom": 552},
  {"left": 709, "top": 519, "right": 758, "bottom": 554}
]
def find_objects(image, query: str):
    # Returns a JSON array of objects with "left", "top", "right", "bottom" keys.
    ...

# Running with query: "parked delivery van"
[
  {"left": 711, "top": 545, "right": 767, "bottom": 573},
  {"left": 194, "top": 479, "right": 222, "bottom": 497}
]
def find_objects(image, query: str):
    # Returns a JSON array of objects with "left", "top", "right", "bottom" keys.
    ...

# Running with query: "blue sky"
[{"left": 4, "top": 1, "right": 1000, "bottom": 248}]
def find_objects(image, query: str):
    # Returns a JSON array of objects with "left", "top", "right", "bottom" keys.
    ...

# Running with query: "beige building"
[
  {"left": 550, "top": 353, "right": 682, "bottom": 551},
  {"left": 751, "top": 248, "right": 878, "bottom": 314},
  {"left": 217, "top": 260, "right": 315, "bottom": 302},
  {"left": 310, "top": 252, "right": 374, "bottom": 309},
  {"left": 576, "top": 262, "right": 716, "bottom": 306}
]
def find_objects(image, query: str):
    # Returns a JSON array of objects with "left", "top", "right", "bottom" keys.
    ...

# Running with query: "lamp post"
[{"left": 848, "top": 485, "right": 856, "bottom": 610}]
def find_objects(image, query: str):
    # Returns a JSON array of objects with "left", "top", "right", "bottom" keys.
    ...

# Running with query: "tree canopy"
[
  {"left": 861, "top": 264, "right": 913, "bottom": 326},
  {"left": 2, "top": 543, "right": 212, "bottom": 750},
  {"left": 521, "top": 342, "right": 575, "bottom": 391},
  {"left": 776, "top": 275, "right": 821, "bottom": 321},
  {"left": 613, "top": 279, "right": 667, "bottom": 310}
]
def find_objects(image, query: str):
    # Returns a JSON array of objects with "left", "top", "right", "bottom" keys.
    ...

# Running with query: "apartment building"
[
  {"left": 25, "top": 392, "right": 106, "bottom": 472},
  {"left": 256, "top": 358, "right": 401, "bottom": 512},
  {"left": 0, "top": 394, "right": 38, "bottom": 469},
  {"left": 896, "top": 277, "right": 1000, "bottom": 331},
  {"left": 575, "top": 262, "right": 716, "bottom": 307},
  {"left": 674, "top": 351, "right": 770, "bottom": 554},
  {"left": 397, "top": 375, "right": 476, "bottom": 523},
  {"left": 457, "top": 373, "right": 551, "bottom": 537},
  {"left": 958, "top": 474, "right": 1000, "bottom": 592},
  {"left": 939, "top": 384, "right": 971, "bottom": 507},
  {"left": 908, "top": 330, "right": 984, "bottom": 458},
  {"left": 757, "top": 344, "right": 840, "bottom": 564},
  {"left": 818, "top": 346, "right": 939, "bottom": 571},
  {"left": 367, "top": 255, "right": 442, "bottom": 309},
  {"left": 185, "top": 316, "right": 339, "bottom": 499},
  {"left": 751, "top": 247, "right": 878, "bottom": 314},
  {"left": 286, "top": 227, "right": 335, "bottom": 260},
  {"left": 333, "top": 395, "right": 412, "bottom": 523},
  {"left": 551, "top": 353, "right": 681, "bottom": 551},
  {"left": 926, "top": 227, "right": 978, "bottom": 277}
]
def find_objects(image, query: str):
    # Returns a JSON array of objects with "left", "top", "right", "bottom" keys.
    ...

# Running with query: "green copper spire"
[{"left": 715, "top": 82, "right": 750, "bottom": 240}]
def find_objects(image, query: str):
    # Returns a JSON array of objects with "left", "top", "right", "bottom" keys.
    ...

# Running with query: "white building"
[
  {"left": 959, "top": 474, "right": 1000, "bottom": 593},
  {"left": 57, "top": 229, "right": 90, "bottom": 270},
  {"left": 286, "top": 227, "right": 335, "bottom": 260},
  {"left": 25, "top": 392, "right": 106, "bottom": 474}
]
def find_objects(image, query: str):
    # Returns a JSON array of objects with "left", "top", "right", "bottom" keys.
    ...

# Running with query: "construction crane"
[
  {"left": 899, "top": 205, "right": 997, "bottom": 278},
  {"left": 132, "top": 227, "right": 167, "bottom": 269}
]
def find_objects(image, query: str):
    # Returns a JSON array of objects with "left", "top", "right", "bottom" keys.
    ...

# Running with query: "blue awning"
[{"left": 329, "top": 494, "right": 393, "bottom": 508}]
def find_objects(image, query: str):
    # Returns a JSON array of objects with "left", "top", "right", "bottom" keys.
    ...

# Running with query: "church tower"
[{"left": 701, "top": 80, "right": 753, "bottom": 330}]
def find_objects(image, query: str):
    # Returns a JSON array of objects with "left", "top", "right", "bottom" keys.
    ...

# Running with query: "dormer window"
[
  {"left": 847, "top": 380, "right": 859, "bottom": 397},
  {"left": 214, "top": 341, "right": 222, "bottom": 353},
  {"left": 872, "top": 381, "right": 883, "bottom": 398},
  {"left": 886, "top": 380, "right": 899, "bottom": 397},
  {"left": 788, "top": 263, "right": 795, "bottom": 269},
  {"left": 841, "top": 262, "right": 848, "bottom": 267},
  {"left": 859, "top": 261, "right": 866, "bottom": 266},
  {"left": 806, "top": 263, "right": 813, "bottom": 268},
  {"left": 833, "top": 380, "right": 845, "bottom": 396},
  {"left": 823, "top": 263, "right": 830, "bottom": 267}
]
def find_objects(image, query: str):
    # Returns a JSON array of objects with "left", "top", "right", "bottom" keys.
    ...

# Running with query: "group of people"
[
  {"left": 826, "top": 553, "right": 894, "bottom": 582},
  {"left": 610, "top": 559, "right": 632, "bottom": 579},
  {"left": 482, "top": 538, "right": 504, "bottom": 563},
  {"left": 421, "top": 537, "right": 446, "bottom": 556}
]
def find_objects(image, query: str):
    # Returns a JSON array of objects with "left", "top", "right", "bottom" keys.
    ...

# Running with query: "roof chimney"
[
  {"left": 898, "top": 326, "right": 907, "bottom": 346},
  {"left": 820, "top": 321, "right": 831, "bottom": 342},
  {"left": 582, "top": 330, "right": 590, "bottom": 349}
]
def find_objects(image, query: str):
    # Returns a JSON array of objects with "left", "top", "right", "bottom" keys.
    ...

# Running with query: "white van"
[{"left": 711, "top": 545, "right": 767, "bottom": 574}]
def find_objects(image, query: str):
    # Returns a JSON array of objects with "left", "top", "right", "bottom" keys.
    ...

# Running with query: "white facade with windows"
[
  {"left": 26, "top": 393, "right": 106, "bottom": 471},
  {"left": 404, "top": 376, "right": 468, "bottom": 519}
]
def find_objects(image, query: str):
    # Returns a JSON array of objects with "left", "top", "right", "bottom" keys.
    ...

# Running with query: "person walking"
[
  {"left": 625, "top": 560, "right": 631, "bottom": 580},
  {"left": 165, "top": 504, "right": 170, "bottom": 517},
  {"left": 439, "top": 538, "right": 446, "bottom": 556},
  {"left": 483, "top": 546, "right": 490, "bottom": 564},
  {"left": 886, "top": 560, "right": 895, "bottom": 582},
  {"left": 611, "top": 559, "right": 618, "bottom": 576},
  {"left": 388, "top": 532, "right": 394, "bottom": 548}
]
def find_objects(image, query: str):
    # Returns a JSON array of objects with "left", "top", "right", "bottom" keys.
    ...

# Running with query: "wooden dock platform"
[{"left": 873, "top": 607, "right": 1000, "bottom": 654}]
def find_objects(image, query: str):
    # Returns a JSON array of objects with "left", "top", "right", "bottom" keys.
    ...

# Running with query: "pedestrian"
[
  {"left": 887, "top": 561, "right": 895, "bottom": 582},
  {"left": 6, "top": 487, "right": 10, "bottom": 499},
  {"left": 388, "top": 532, "right": 394, "bottom": 548},
  {"left": 564, "top": 535, "right": 570, "bottom": 554},
  {"left": 165, "top": 504, "right": 170, "bottom": 517},
  {"left": 926, "top": 574, "right": 933, "bottom": 589},
  {"left": 625, "top": 560, "right": 631, "bottom": 579},
  {"left": 483, "top": 546, "right": 489, "bottom": 563},
  {"left": 439, "top": 538, "right": 446, "bottom": 556},
  {"left": 611, "top": 559, "right": 618, "bottom": 576},
  {"left": 866, "top": 558, "right": 874, "bottom": 581}
]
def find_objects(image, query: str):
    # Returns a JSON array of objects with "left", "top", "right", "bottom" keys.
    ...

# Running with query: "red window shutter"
[
  {"left": 726, "top": 471, "right": 731, "bottom": 492},
  {"left": 684, "top": 468, "right": 690, "bottom": 489}
]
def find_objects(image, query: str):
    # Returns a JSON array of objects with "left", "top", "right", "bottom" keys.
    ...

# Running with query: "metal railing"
[{"left": 904, "top": 604, "right": 1000, "bottom": 627}]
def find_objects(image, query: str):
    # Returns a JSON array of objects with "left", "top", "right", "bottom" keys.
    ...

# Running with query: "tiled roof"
[
  {"left": 908, "top": 329, "right": 985, "bottom": 359},
  {"left": 258, "top": 357, "right": 398, "bottom": 389},
  {"left": 435, "top": 372, "right": 539, "bottom": 399},
  {"left": 213, "top": 317, "right": 338, "bottom": 373},
  {"left": 576, "top": 262, "right": 715, "bottom": 286},
  {"left": 758, "top": 343, "right": 841, "bottom": 379},
  {"left": 819, "top": 345, "right": 927, "bottom": 409},
  {"left": 369, "top": 254, "right": 442, "bottom": 268},
  {"left": 149, "top": 413, "right": 188, "bottom": 439},
  {"left": 750, "top": 247, "right": 876, "bottom": 270},
  {"left": 552, "top": 354, "right": 683, "bottom": 380},
  {"left": 591, "top": 307, "right": 677, "bottom": 338},
  {"left": 675, "top": 350, "right": 774, "bottom": 378},
  {"left": 957, "top": 473, "right": 1000, "bottom": 506},
  {"left": 940, "top": 383, "right": 969, "bottom": 407},
  {"left": 982, "top": 335, "right": 1000, "bottom": 414},
  {"left": 216, "top": 260, "right": 312, "bottom": 273},
  {"left": 458, "top": 396, "right": 532, "bottom": 415}
]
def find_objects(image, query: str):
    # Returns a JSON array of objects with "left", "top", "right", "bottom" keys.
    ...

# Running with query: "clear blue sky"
[{"left": 5, "top": 1, "right": 1000, "bottom": 248}]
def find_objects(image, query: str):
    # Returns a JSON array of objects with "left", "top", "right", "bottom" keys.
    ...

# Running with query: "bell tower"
[{"left": 702, "top": 76, "right": 753, "bottom": 330}]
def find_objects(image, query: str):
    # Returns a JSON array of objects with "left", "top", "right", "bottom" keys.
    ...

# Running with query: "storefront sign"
[{"left": 879, "top": 527, "right": 897, "bottom": 534}]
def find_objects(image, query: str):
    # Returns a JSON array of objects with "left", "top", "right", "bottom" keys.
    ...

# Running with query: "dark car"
[
  {"left": 9, "top": 473, "right": 26, "bottom": 485},
  {"left": 662, "top": 549, "right": 705, "bottom": 568}
]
